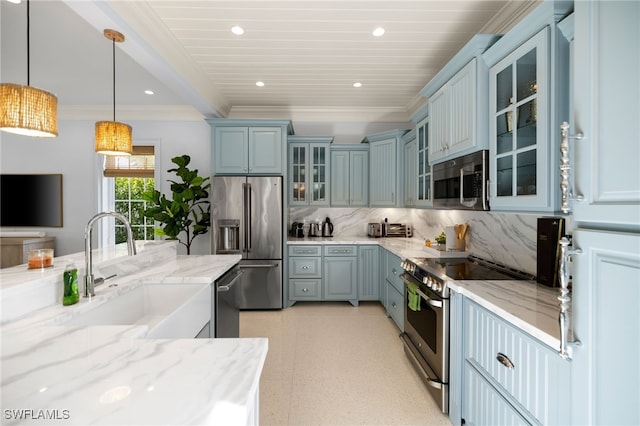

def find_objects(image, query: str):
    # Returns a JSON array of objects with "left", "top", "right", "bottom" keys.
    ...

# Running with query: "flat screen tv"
[{"left": 0, "top": 174, "right": 63, "bottom": 227}]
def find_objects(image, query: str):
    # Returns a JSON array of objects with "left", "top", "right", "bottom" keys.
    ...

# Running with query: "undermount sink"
[{"left": 63, "top": 283, "right": 211, "bottom": 339}]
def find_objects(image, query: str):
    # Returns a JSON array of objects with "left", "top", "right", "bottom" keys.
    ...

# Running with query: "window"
[{"left": 104, "top": 146, "right": 156, "bottom": 244}]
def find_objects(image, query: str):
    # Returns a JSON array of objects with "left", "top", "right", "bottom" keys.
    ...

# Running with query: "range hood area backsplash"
[{"left": 289, "top": 207, "right": 572, "bottom": 276}]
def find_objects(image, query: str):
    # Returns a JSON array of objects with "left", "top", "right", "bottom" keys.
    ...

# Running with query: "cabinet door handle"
[
  {"left": 559, "top": 122, "right": 585, "bottom": 213},
  {"left": 496, "top": 352, "right": 515, "bottom": 369},
  {"left": 391, "top": 302, "right": 397, "bottom": 309},
  {"left": 558, "top": 236, "right": 582, "bottom": 359}
]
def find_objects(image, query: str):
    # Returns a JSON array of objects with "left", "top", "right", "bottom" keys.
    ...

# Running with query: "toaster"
[{"left": 367, "top": 223, "right": 384, "bottom": 237}]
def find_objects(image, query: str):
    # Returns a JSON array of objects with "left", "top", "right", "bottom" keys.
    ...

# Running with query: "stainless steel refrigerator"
[{"left": 211, "top": 176, "right": 283, "bottom": 309}]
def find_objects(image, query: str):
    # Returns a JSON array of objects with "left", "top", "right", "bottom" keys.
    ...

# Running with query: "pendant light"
[
  {"left": 95, "top": 29, "right": 132, "bottom": 156},
  {"left": 0, "top": 0, "right": 58, "bottom": 138}
]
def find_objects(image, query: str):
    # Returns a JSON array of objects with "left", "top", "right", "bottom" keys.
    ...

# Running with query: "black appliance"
[
  {"left": 399, "top": 255, "right": 534, "bottom": 413},
  {"left": 433, "top": 150, "right": 489, "bottom": 211},
  {"left": 536, "top": 217, "right": 566, "bottom": 287},
  {"left": 290, "top": 222, "right": 305, "bottom": 238}
]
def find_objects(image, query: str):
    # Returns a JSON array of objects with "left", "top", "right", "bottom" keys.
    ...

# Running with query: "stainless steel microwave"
[{"left": 433, "top": 150, "right": 489, "bottom": 211}]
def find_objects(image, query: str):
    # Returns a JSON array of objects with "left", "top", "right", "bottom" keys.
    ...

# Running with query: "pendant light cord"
[
  {"left": 26, "top": 0, "right": 30, "bottom": 86},
  {"left": 112, "top": 36, "right": 116, "bottom": 121}
]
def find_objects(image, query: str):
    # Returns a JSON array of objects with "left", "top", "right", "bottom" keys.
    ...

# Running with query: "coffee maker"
[{"left": 290, "top": 222, "right": 305, "bottom": 238}]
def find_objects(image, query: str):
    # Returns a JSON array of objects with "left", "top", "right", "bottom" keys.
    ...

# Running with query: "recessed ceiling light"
[
  {"left": 256, "top": 81, "right": 265, "bottom": 87},
  {"left": 7, "top": 0, "right": 22, "bottom": 4},
  {"left": 353, "top": 82, "right": 362, "bottom": 88},
  {"left": 144, "top": 90, "right": 154, "bottom": 95},
  {"left": 372, "top": 27, "right": 385, "bottom": 37},
  {"left": 231, "top": 26, "right": 245, "bottom": 35}
]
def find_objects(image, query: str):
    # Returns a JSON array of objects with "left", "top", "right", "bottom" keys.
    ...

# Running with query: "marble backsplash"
[{"left": 289, "top": 207, "right": 572, "bottom": 276}]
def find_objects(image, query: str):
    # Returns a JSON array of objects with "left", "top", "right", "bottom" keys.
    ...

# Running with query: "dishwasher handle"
[
  {"left": 217, "top": 269, "right": 243, "bottom": 292},
  {"left": 239, "top": 263, "right": 279, "bottom": 269}
]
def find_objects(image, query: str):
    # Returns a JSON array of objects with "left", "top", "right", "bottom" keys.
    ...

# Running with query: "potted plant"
[{"left": 143, "top": 155, "right": 211, "bottom": 254}]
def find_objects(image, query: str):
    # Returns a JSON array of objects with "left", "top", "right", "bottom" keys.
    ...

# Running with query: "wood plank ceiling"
[{"left": 113, "top": 0, "right": 540, "bottom": 118}]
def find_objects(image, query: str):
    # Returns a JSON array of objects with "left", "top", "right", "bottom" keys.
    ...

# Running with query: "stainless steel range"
[{"left": 399, "top": 255, "right": 534, "bottom": 413}]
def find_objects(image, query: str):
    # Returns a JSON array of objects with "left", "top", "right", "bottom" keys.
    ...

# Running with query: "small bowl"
[{"left": 28, "top": 249, "right": 54, "bottom": 269}]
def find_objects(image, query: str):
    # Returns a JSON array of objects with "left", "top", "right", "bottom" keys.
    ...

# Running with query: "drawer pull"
[
  {"left": 391, "top": 302, "right": 397, "bottom": 308},
  {"left": 302, "top": 288, "right": 309, "bottom": 292},
  {"left": 496, "top": 352, "right": 515, "bottom": 369},
  {"left": 301, "top": 266, "right": 309, "bottom": 270}
]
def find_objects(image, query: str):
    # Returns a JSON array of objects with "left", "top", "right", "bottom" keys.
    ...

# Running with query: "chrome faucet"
[{"left": 84, "top": 211, "right": 137, "bottom": 297}]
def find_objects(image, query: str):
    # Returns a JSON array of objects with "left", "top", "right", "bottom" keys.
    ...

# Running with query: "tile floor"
[{"left": 240, "top": 302, "right": 452, "bottom": 426}]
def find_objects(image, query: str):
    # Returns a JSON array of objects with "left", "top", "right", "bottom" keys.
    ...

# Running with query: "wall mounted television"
[{"left": 0, "top": 174, "right": 63, "bottom": 227}]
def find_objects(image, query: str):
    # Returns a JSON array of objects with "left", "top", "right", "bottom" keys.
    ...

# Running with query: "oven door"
[
  {"left": 400, "top": 273, "right": 450, "bottom": 412},
  {"left": 402, "top": 275, "right": 449, "bottom": 380}
]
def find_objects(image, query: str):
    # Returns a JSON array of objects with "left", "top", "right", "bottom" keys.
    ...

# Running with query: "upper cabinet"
[
  {"left": 330, "top": 145, "right": 369, "bottom": 207},
  {"left": 288, "top": 136, "right": 332, "bottom": 206},
  {"left": 421, "top": 35, "right": 500, "bottom": 165},
  {"left": 569, "top": 1, "right": 640, "bottom": 228},
  {"left": 401, "top": 129, "right": 417, "bottom": 207},
  {"left": 207, "top": 119, "right": 293, "bottom": 175},
  {"left": 363, "top": 129, "right": 408, "bottom": 207},
  {"left": 483, "top": 1, "right": 572, "bottom": 212}
]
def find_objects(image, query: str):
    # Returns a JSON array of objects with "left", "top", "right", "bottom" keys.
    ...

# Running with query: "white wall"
[{"left": 0, "top": 119, "right": 212, "bottom": 256}]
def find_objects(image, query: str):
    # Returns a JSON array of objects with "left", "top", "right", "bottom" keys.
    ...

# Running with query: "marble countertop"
[
  {"left": 449, "top": 279, "right": 566, "bottom": 352},
  {"left": 1, "top": 247, "right": 267, "bottom": 425},
  {"left": 287, "top": 236, "right": 442, "bottom": 259}
]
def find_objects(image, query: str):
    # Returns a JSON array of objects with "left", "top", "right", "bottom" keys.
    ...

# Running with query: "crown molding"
[
  {"left": 480, "top": 0, "right": 544, "bottom": 35},
  {"left": 226, "top": 106, "right": 412, "bottom": 123}
]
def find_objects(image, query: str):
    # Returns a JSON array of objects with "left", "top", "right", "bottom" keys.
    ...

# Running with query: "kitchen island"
[{"left": 0, "top": 241, "right": 267, "bottom": 425}]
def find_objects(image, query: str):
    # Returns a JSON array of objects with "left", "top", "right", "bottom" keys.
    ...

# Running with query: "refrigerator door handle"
[
  {"left": 246, "top": 183, "right": 252, "bottom": 252},
  {"left": 242, "top": 182, "right": 248, "bottom": 253}
]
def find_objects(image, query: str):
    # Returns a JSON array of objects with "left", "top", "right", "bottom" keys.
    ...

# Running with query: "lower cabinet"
[
  {"left": 358, "top": 245, "right": 379, "bottom": 300},
  {"left": 454, "top": 297, "right": 571, "bottom": 426},
  {"left": 383, "top": 249, "right": 404, "bottom": 331},
  {"left": 288, "top": 245, "right": 360, "bottom": 306}
]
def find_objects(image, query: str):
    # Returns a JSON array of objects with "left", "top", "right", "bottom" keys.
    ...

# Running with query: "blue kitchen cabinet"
[
  {"left": 330, "top": 145, "right": 368, "bottom": 207},
  {"left": 483, "top": 1, "right": 571, "bottom": 212},
  {"left": 415, "top": 115, "right": 433, "bottom": 207},
  {"left": 568, "top": 3, "right": 640, "bottom": 424},
  {"left": 383, "top": 249, "right": 404, "bottom": 331},
  {"left": 357, "top": 245, "right": 379, "bottom": 301},
  {"left": 323, "top": 246, "right": 358, "bottom": 306},
  {"left": 448, "top": 290, "right": 463, "bottom": 426},
  {"left": 402, "top": 129, "right": 417, "bottom": 207},
  {"left": 421, "top": 35, "right": 499, "bottom": 164},
  {"left": 364, "top": 129, "right": 408, "bottom": 207},
  {"left": 207, "top": 119, "right": 293, "bottom": 175},
  {"left": 288, "top": 136, "right": 332, "bottom": 206},
  {"left": 462, "top": 298, "right": 571, "bottom": 425},
  {"left": 288, "top": 245, "right": 322, "bottom": 303}
]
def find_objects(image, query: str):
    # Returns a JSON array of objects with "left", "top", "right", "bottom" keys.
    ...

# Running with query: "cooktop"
[{"left": 412, "top": 255, "right": 535, "bottom": 281}]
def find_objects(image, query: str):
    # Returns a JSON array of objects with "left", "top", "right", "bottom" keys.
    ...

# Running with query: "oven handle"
[
  {"left": 400, "top": 334, "right": 443, "bottom": 390},
  {"left": 400, "top": 273, "right": 443, "bottom": 309},
  {"left": 416, "top": 288, "right": 443, "bottom": 309}
]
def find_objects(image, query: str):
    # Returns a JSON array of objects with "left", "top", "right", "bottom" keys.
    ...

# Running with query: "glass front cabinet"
[
  {"left": 485, "top": 14, "right": 570, "bottom": 211},
  {"left": 416, "top": 116, "right": 432, "bottom": 207},
  {"left": 288, "top": 136, "right": 332, "bottom": 206}
]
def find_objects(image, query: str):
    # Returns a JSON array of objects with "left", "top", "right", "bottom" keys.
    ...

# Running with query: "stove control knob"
[
  {"left": 400, "top": 260, "right": 406, "bottom": 269},
  {"left": 433, "top": 282, "right": 442, "bottom": 292},
  {"left": 426, "top": 277, "right": 433, "bottom": 288},
  {"left": 422, "top": 276, "right": 429, "bottom": 285},
  {"left": 410, "top": 264, "right": 416, "bottom": 273}
]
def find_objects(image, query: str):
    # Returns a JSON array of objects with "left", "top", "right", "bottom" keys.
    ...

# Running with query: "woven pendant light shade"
[
  {"left": 0, "top": 83, "right": 58, "bottom": 137},
  {"left": 95, "top": 29, "right": 132, "bottom": 156},
  {"left": 95, "top": 121, "right": 133, "bottom": 156}
]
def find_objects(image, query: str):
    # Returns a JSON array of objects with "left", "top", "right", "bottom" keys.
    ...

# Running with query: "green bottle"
[{"left": 63, "top": 263, "right": 79, "bottom": 306}]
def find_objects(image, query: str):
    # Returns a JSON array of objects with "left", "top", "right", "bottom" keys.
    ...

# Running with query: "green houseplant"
[{"left": 143, "top": 155, "right": 211, "bottom": 254}]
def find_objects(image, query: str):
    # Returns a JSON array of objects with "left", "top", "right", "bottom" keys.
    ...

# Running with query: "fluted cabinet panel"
[
  {"left": 357, "top": 245, "right": 379, "bottom": 301},
  {"left": 463, "top": 299, "right": 571, "bottom": 425},
  {"left": 369, "top": 138, "right": 397, "bottom": 206}
]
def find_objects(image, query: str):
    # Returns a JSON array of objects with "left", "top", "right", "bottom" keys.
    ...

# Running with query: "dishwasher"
[{"left": 214, "top": 264, "right": 243, "bottom": 338}]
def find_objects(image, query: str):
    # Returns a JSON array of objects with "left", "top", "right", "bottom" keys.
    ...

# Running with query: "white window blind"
[{"left": 103, "top": 146, "right": 155, "bottom": 178}]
